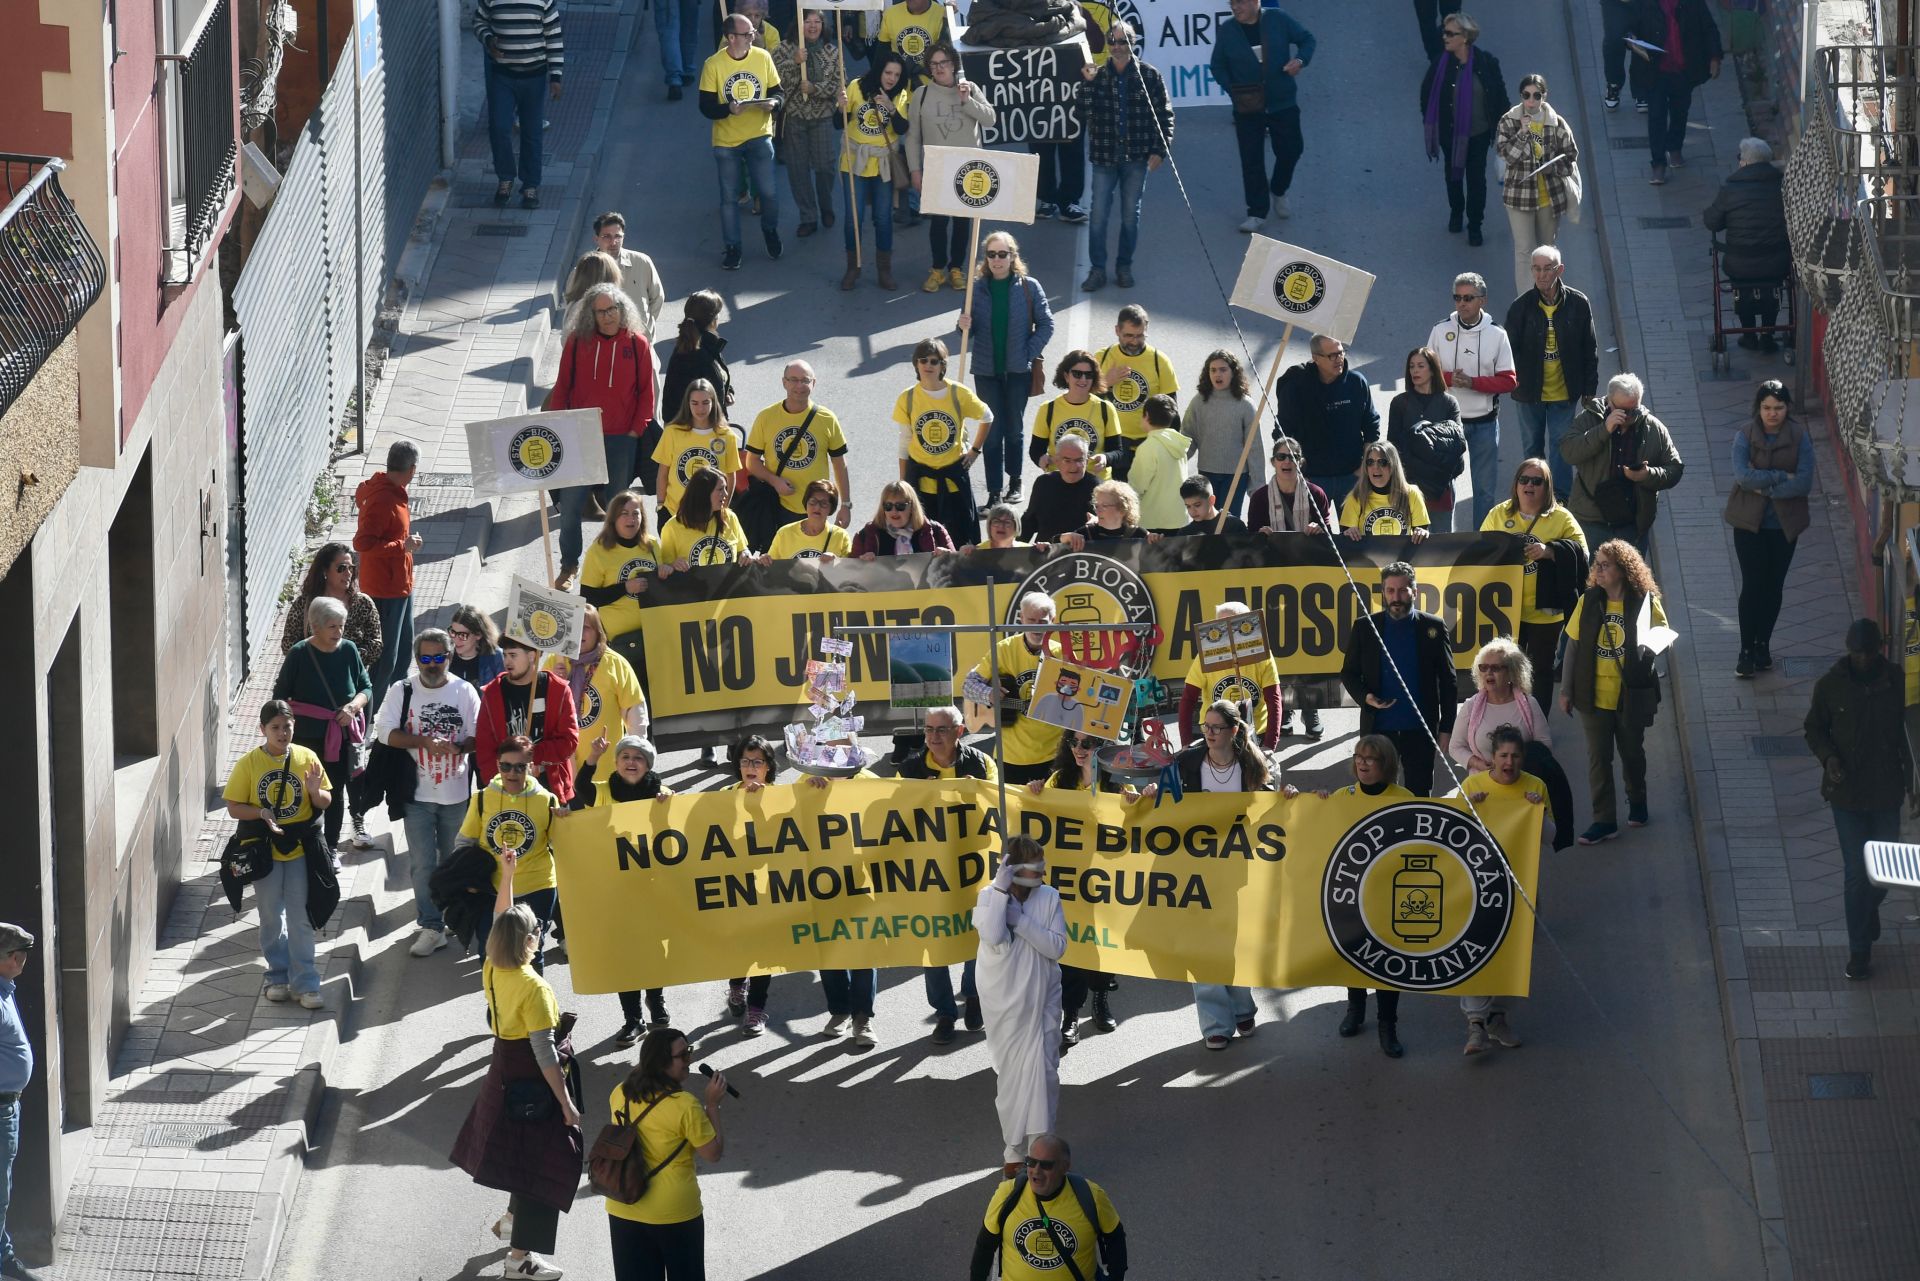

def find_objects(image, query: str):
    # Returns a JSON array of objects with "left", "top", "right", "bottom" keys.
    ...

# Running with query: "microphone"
[{"left": 699, "top": 1063, "right": 741, "bottom": 1099}]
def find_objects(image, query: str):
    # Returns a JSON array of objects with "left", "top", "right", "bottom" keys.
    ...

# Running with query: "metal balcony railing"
[
  {"left": 0, "top": 155, "right": 107, "bottom": 420},
  {"left": 162, "top": 0, "right": 237, "bottom": 277}
]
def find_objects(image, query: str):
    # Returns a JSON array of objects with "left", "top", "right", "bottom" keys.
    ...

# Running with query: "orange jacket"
[{"left": 353, "top": 472, "right": 412, "bottom": 597}]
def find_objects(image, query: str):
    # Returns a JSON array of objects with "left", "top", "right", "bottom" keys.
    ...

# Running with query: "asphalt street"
[{"left": 274, "top": 2, "right": 1767, "bottom": 1277}]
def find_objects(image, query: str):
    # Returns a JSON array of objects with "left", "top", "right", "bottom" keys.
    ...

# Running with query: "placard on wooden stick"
[{"left": 1193, "top": 611, "right": 1270, "bottom": 674}]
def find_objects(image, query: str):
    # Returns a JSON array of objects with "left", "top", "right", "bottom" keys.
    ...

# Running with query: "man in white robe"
[{"left": 976, "top": 834, "right": 1069, "bottom": 1172}]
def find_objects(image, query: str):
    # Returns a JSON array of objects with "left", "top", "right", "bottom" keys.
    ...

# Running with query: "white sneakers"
[
  {"left": 263, "top": 984, "right": 290, "bottom": 1002},
  {"left": 851, "top": 1019, "right": 876, "bottom": 1049},
  {"left": 410, "top": 927, "right": 449, "bottom": 958},
  {"left": 1237, "top": 216, "right": 1264, "bottom": 233},
  {"left": 823, "top": 1013, "right": 849, "bottom": 1037},
  {"left": 298, "top": 991, "right": 325, "bottom": 1010},
  {"left": 503, "top": 1254, "right": 562, "bottom": 1279},
  {"left": 490, "top": 1212, "right": 514, "bottom": 1242},
  {"left": 349, "top": 815, "right": 376, "bottom": 849}
]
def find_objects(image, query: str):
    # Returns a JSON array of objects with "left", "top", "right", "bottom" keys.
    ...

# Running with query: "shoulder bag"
[
  {"left": 1023, "top": 279, "right": 1047, "bottom": 396},
  {"left": 303, "top": 643, "right": 369, "bottom": 774},
  {"left": 588, "top": 1093, "right": 689, "bottom": 1202},
  {"left": 352, "top": 679, "right": 418, "bottom": 818},
  {"left": 733, "top": 408, "right": 816, "bottom": 551},
  {"left": 1229, "top": 19, "right": 1270, "bottom": 115}
]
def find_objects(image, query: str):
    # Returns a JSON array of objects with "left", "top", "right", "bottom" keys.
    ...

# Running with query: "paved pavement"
[{"left": 41, "top": 1, "right": 1920, "bottom": 1278}]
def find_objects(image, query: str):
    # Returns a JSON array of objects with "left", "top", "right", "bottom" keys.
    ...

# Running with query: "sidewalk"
[
  {"left": 45, "top": 6, "right": 642, "bottom": 1277},
  {"left": 1567, "top": 4, "right": 1920, "bottom": 1278}
]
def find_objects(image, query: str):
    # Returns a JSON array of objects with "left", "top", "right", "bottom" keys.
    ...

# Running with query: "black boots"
[
  {"left": 1091, "top": 989, "right": 1117, "bottom": 1034},
  {"left": 1338, "top": 995, "right": 1365, "bottom": 1037},
  {"left": 1378, "top": 1020, "right": 1404, "bottom": 1058},
  {"left": 1060, "top": 1012, "right": 1079, "bottom": 1052}
]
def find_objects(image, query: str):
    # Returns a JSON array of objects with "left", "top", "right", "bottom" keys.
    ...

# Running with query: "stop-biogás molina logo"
[
  {"left": 1321, "top": 800, "right": 1514, "bottom": 989},
  {"left": 1009, "top": 551, "right": 1160, "bottom": 680}
]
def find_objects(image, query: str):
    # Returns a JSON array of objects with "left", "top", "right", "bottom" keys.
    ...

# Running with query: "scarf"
[
  {"left": 567, "top": 642, "right": 605, "bottom": 707},
  {"left": 1265, "top": 477, "right": 1316, "bottom": 533},
  {"left": 1424, "top": 47, "right": 1476, "bottom": 175},
  {"left": 1658, "top": 0, "right": 1684, "bottom": 74}
]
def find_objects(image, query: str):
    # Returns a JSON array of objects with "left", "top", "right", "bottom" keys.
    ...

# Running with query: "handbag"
[
  {"left": 1565, "top": 155, "right": 1585, "bottom": 225},
  {"left": 587, "top": 1094, "right": 687, "bottom": 1202},
  {"left": 1023, "top": 280, "right": 1047, "bottom": 397},
  {"left": 1229, "top": 20, "right": 1269, "bottom": 115},
  {"left": 303, "top": 642, "right": 368, "bottom": 770},
  {"left": 504, "top": 1078, "right": 558, "bottom": 1123},
  {"left": 731, "top": 408, "right": 816, "bottom": 551}
]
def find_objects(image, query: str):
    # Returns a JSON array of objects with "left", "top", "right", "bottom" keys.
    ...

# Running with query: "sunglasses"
[
  {"left": 985, "top": 249, "right": 1011, "bottom": 259},
  {"left": 1366, "top": 458, "right": 1390, "bottom": 467},
  {"left": 916, "top": 356, "right": 944, "bottom": 365},
  {"left": 1067, "top": 369, "right": 1095, "bottom": 380},
  {"left": 1442, "top": 27, "right": 1463, "bottom": 37},
  {"left": 883, "top": 501, "right": 910, "bottom": 512},
  {"left": 417, "top": 653, "right": 450, "bottom": 665},
  {"left": 1453, "top": 293, "right": 1480, "bottom": 302},
  {"left": 1517, "top": 476, "right": 1546, "bottom": 487},
  {"left": 1476, "top": 663, "right": 1505, "bottom": 673},
  {"left": 498, "top": 763, "right": 529, "bottom": 775},
  {"left": 1521, "top": 89, "right": 1544, "bottom": 100},
  {"left": 926, "top": 724, "right": 958, "bottom": 734},
  {"left": 332, "top": 562, "right": 355, "bottom": 573},
  {"left": 1071, "top": 736, "right": 1099, "bottom": 749},
  {"left": 1025, "top": 1157, "right": 1059, "bottom": 1171}
]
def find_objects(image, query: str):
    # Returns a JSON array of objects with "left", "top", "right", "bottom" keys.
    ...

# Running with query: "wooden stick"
[
  {"left": 1214, "top": 325, "right": 1294, "bottom": 534},
  {"left": 798, "top": 4, "right": 808, "bottom": 89},
  {"left": 957, "top": 215, "right": 983, "bottom": 372},
  {"left": 538, "top": 487, "right": 559, "bottom": 586},
  {"left": 839, "top": 15, "right": 859, "bottom": 267}
]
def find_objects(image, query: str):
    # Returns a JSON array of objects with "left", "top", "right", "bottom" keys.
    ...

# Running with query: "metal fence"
[{"left": 0, "top": 156, "right": 107, "bottom": 419}]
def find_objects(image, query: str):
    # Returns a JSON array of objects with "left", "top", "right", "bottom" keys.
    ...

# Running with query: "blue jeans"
[
  {"left": 1203, "top": 470, "right": 1251, "bottom": 518},
  {"left": 1088, "top": 160, "right": 1148, "bottom": 271},
  {"left": 402, "top": 799, "right": 468, "bottom": 930},
  {"left": 1310, "top": 472, "right": 1356, "bottom": 510},
  {"left": 1513, "top": 399, "right": 1578, "bottom": 500},
  {"left": 654, "top": 0, "right": 705, "bottom": 86},
  {"left": 485, "top": 60, "right": 548, "bottom": 190},
  {"left": 1463, "top": 414, "right": 1501, "bottom": 529},
  {"left": 1193, "top": 983, "right": 1255, "bottom": 1039},
  {"left": 559, "top": 434, "right": 639, "bottom": 570},
  {"left": 924, "top": 961, "right": 977, "bottom": 1018},
  {"left": 821, "top": 969, "right": 877, "bottom": 1019},
  {"left": 1578, "top": 517, "right": 1645, "bottom": 556},
  {"left": 256, "top": 855, "right": 320, "bottom": 995},
  {"left": 0, "top": 1097, "right": 17, "bottom": 1269},
  {"left": 974, "top": 373, "right": 1032, "bottom": 495},
  {"left": 715, "top": 138, "right": 780, "bottom": 250},
  {"left": 843, "top": 172, "right": 893, "bottom": 253},
  {"left": 1832, "top": 807, "right": 1898, "bottom": 956},
  {"left": 475, "top": 886, "right": 559, "bottom": 974},
  {"left": 369, "top": 595, "right": 414, "bottom": 715}
]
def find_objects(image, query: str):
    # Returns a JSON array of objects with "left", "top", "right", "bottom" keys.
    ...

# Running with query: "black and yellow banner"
[
  {"left": 635, "top": 533, "right": 1524, "bottom": 743},
  {"left": 557, "top": 779, "right": 1544, "bottom": 998}
]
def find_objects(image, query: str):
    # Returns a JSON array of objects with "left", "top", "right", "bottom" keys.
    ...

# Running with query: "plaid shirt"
[
  {"left": 1083, "top": 59, "right": 1174, "bottom": 167},
  {"left": 1495, "top": 107, "right": 1579, "bottom": 215}
]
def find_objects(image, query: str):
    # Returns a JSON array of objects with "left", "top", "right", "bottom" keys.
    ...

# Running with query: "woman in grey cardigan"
[
  {"left": 906, "top": 44, "right": 997, "bottom": 293},
  {"left": 1182, "top": 349, "right": 1262, "bottom": 517}
]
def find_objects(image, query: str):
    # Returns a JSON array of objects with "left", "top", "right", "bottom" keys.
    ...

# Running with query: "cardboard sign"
[
  {"left": 1193, "top": 611, "right": 1270, "bottom": 674},
  {"left": 1228, "top": 236, "right": 1376, "bottom": 343},
  {"left": 1029, "top": 656, "right": 1134, "bottom": 741},
  {"left": 889, "top": 630, "right": 958, "bottom": 708},
  {"left": 918, "top": 145, "right": 1040, "bottom": 224},
  {"left": 504, "top": 574, "right": 587, "bottom": 655},
  {"left": 466, "top": 409, "right": 610, "bottom": 497},
  {"left": 957, "top": 38, "right": 1089, "bottom": 144}
]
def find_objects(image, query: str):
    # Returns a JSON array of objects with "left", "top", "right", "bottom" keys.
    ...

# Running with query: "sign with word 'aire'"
[
  {"left": 918, "top": 145, "right": 1040, "bottom": 223},
  {"left": 1130, "top": 0, "right": 1241, "bottom": 107},
  {"left": 466, "top": 409, "right": 609, "bottom": 497},
  {"left": 1229, "top": 236, "right": 1375, "bottom": 343},
  {"left": 957, "top": 36, "right": 1089, "bottom": 144}
]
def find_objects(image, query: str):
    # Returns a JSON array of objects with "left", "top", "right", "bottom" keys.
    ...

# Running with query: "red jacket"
[
  {"left": 475, "top": 671, "right": 580, "bottom": 805},
  {"left": 352, "top": 472, "right": 412, "bottom": 597},
  {"left": 548, "top": 328, "right": 655, "bottom": 436}
]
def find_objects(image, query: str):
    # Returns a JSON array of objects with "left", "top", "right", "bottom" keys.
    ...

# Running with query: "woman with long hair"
[
  {"left": 1340, "top": 441, "right": 1432, "bottom": 541},
  {"left": 959, "top": 230, "right": 1054, "bottom": 504},
  {"left": 1387, "top": 346, "right": 1465, "bottom": 530},
  {"left": 1561, "top": 539, "right": 1668, "bottom": 843},
  {"left": 603, "top": 1027, "right": 728, "bottom": 1280},
  {"left": 851, "top": 480, "right": 956, "bottom": 558},
  {"left": 561, "top": 249, "right": 623, "bottom": 308},
  {"left": 653, "top": 378, "right": 743, "bottom": 517},
  {"left": 548, "top": 284, "right": 656, "bottom": 589},
  {"left": 1184, "top": 349, "right": 1260, "bottom": 516},
  {"left": 1483, "top": 457, "right": 1586, "bottom": 710},
  {"left": 580, "top": 490, "right": 660, "bottom": 672},
  {"left": 893, "top": 336, "right": 992, "bottom": 543},
  {"left": 1247, "top": 439, "right": 1337, "bottom": 539},
  {"left": 1494, "top": 73, "right": 1580, "bottom": 295},
  {"left": 448, "top": 604, "right": 504, "bottom": 689},
  {"left": 1173, "top": 700, "right": 1271, "bottom": 1049},
  {"left": 725, "top": 734, "right": 781, "bottom": 1033},
  {"left": 1725, "top": 380, "right": 1812, "bottom": 677},
  {"left": 773, "top": 10, "right": 842, "bottom": 238},
  {"left": 838, "top": 48, "right": 911, "bottom": 290},
  {"left": 659, "top": 467, "right": 752, "bottom": 571},
  {"left": 450, "top": 851, "right": 582, "bottom": 1281},
  {"left": 1031, "top": 349, "right": 1118, "bottom": 479},
  {"left": 282, "top": 542, "right": 384, "bottom": 671},
  {"left": 660, "top": 290, "right": 733, "bottom": 426}
]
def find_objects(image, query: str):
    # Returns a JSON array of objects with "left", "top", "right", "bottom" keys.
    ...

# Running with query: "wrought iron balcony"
[
  {"left": 161, "top": 0, "right": 238, "bottom": 282},
  {"left": 0, "top": 155, "right": 107, "bottom": 421}
]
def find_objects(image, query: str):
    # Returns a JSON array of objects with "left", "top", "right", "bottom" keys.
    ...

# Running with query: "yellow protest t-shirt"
[
  {"left": 769, "top": 520, "right": 853, "bottom": 561},
  {"left": 1184, "top": 655, "right": 1283, "bottom": 740},
  {"left": 912, "top": 750, "right": 999, "bottom": 782},
  {"left": 1096, "top": 344, "right": 1178, "bottom": 441},
  {"left": 653, "top": 424, "right": 743, "bottom": 515},
  {"left": 968, "top": 634, "right": 1062, "bottom": 766},
  {"left": 1481, "top": 501, "right": 1585, "bottom": 625},
  {"left": 1462, "top": 769, "right": 1547, "bottom": 804},
  {"left": 1538, "top": 297, "right": 1569, "bottom": 402},
  {"left": 1032, "top": 396, "right": 1118, "bottom": 477},
  {"left": 605, "top": 1084, "right": 716, "bottom": 1225},
  {"left": 1566, "top": 593, "right": 1668, "bottom": 712},
  {"left": 580, "top": 536, "right": 660, "bottom": 640},
  {"left": 1905, "top": 597, "right": 1920, "bottom": 704},
  {"left": 982, "top": 1176, "right": 1122, "bottom": 1281},
  {"left": 1333, "top": 782, "right": 1414, "bottom": 801},
  {"left": 660, "top": 509, "right": 750, "bottom": 566},
  {"left": 746, "top": 402, "right": 849, "bottom": 514},
  {"left": 543, "top": 649, "right": 648, "bottom": 766},
  {"left": 699, "top": 45, "right": 782, "bottom": 148},
  {"left": 460, "top": 778, "right": 560, "bottom": 894},
  {"left": 877, "top": 1, "right": 948, "bottom": 62},
  {"left": 223, "top": 745, "right": 325, "bottom": 858},
  {"left": 483, "top": 959, "right": 559, "bottom": 1041},
  {"left": 1340, "top": 485, "right": 1432, "bottom": 536},
  {"left": 841, "top": 80, "right": 911, "bottom": 178},
  {"left": 894, "top": 380, "right": 990, "bottom": 488}
]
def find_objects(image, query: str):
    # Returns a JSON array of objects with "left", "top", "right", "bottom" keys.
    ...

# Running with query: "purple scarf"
[
  {"left": 1424, "top": 47, "right": 1476, "bottom": 176},
  {"left": 566, "top": 643, "right": 605, "bottom": 707}
]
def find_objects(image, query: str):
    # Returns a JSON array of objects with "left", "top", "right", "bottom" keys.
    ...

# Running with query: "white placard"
[
  {"left": 465, "top": 409, "right": 610, "bottom": 498},
  {"left": 504, "top": 575, "right": 586, "bottom": 655},
  {"left": 918, "top": 145, "right": 1041, "bottom": 224},
  {"left": 1134, "top": 0, "right": 1242, "bottom": 108},
  {"left": 1228, "top": 236, "right": 1375, "bottom": 342}
]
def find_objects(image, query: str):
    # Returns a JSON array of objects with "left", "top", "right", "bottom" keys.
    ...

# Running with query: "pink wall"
[{"left": 0, "top": 0, "right": 73, "bottom": 159}]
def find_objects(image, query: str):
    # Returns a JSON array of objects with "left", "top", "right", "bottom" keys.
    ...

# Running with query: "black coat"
[
  {"left": 1532, "top": 534, "right": 1592, "bottom": 619},
  {"left": 1703, "top": 163, "right": 1791, "bottom": 282},
  {"left": 430, "top": 844, "right": 500, "bottom": 951},
  {"left": 1504, "top": 285, "right": 1599, "bottom": 404},
  {"left": 660, "top": 330, "right": 733, "bottom": 422},
  {"left": 1418, "top": 45, "right": 1511, "bottom": 138},
  {"left": 1628, "top": 0, "right": 1722, "bottom": 88},
  {"left": 1805, "top": 656, "right": 1913, "bottom": 811},
  {"left": 1340, "top": 609, "right": 1458, "bottom": 736},
  {"left": 1272, "top": 362, "right": 1381, "bottom": 479}
]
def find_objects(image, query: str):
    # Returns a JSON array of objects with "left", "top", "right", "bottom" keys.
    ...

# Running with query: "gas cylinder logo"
[{"left": 1321, "top": 801, "right": 1514, "bottom": 989}]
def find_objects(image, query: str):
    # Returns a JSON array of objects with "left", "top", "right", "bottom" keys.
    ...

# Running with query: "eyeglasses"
[
  {"left": 1476, "top": 663, "right": 1505, "bottom": 673},
  {"left": 1517, "top": 476, "right": 1546, "bottom": 488},
  {"left": 1453, "top": 293, "right": 1480, "bottom": 302},
  {"left": 1024, "top": 1157, "right": 1060, "bottom": 1170},
  {"left": 1067, "top": 368, "right": 1095, "bottom": 380},
  {"left": 497, "top": 763, "right": 529, "bottom": 775},
  {"left": 925, "top": 724, "right": 958, "bottom": 734},
  {"left": 1313, "top": 348, "right": 1343, "bottom": 360},
  {"left": 1521, "top": 89, "right": 1544, "bottom": 100},
  {"left": 1202, "top": 722, "right": 1232, "bottom": 733},
  {"left": 417, "top": 653, "right": 450, "bottom": 665},
  {"left": 726, "top": 28, "right": 753, "bottom": 38},
  {"left": 669, "top": 1050, "right": 690, "bottom": 1062},
  {"left": 592, "top": 305, "right": 621, "bottom": 316},
  {"left": 984, "top": 249, "right": 1011, "bottom": 259},
  {"left": 449, "top": 627, "right": 473, "bottom": 640},
  {"left": 883, "top": 501, "right": 910, "bottom": 513}
]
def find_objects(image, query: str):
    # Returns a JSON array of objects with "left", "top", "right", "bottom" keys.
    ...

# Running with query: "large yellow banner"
[{"left": 556, "top": 780, "right": 1543, "bottom": 998}]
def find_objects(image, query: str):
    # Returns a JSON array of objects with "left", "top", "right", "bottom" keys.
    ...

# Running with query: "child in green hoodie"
[{"left": 1129, "top": 394, "right": 1194, "bottom": 532}]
